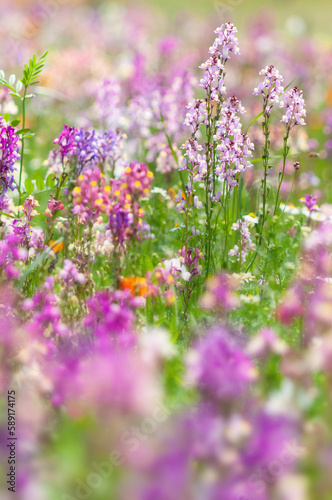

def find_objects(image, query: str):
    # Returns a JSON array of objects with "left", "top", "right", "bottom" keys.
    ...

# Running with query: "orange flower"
[
  {"left": 120, "top": 276, "right": 148, "bottom": 297},
  {"left": 50, "top": 240, "right": 64, "bottom": 254},
  {"left": 167, "top": 188, "right": 176, "bottom": 199}
]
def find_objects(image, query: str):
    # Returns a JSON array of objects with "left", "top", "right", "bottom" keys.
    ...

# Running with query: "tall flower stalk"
[
  {"left": 274, "top": 86, "right": 306, "bottom": 214},
  {"left": 181, "top": 23, "right": 253, "bottom": 277},
  {"left": 253, "top": 65, "right": 284, "bottom": 245}
]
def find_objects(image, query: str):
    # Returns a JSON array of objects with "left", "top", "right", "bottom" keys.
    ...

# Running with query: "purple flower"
[
  {"left": 215, "top": 96, "right": 254, "bottom": 186},
  {"left": 299, "top": 194, "right": 318, "bottom": 213},
  {"left": 0, "top": 232, "right": 28, "bottom": 280},
  {"left": 184, "top": 99, "right": 206, "bottom": 134},
  {"left": 210, "top": 22, "right": 240, "bottom": 60},
  {"left": 186, "top": 326, "right": 258, "bottom": 400},
  {"left": 0, "top": 123, "right": 20, "bottom": 209},
  {"left": 253, "top": 65, "right": 284, "bottom": 114},
  {"left": 200, "top": 273, "right": 240, "bottom": 311},
  {"left": 58, "top": 259, "right": 86, "bottom": 285},
  {"left": 108, "top": 205, "right": 132, "bottom": 246},
  {"left": 229, "top": 218, "right": 256, "bottom": 264},
  {"left": 178, "top": 246, "right": 203, "bottom": 281},
  {"left": 84, "top": 290, "right": 141, "bottom": 345},
  {"left": 280, "top": 86, "right": 306, "bottom": 128},
  {"left": 242, "top": 411, "right": 299, "bottom": 469},
  {"left": 53, "top": 124, "right": 79, "bottom": 160}
]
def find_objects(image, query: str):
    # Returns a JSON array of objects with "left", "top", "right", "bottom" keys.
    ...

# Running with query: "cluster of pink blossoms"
[
  {"left": 215, "top": 96, "right": 254, "bottom": 187},
  {"left": 199, "top": 22, "right": 240, "bottom": 101},
  {"left": 253, "top": 64, "right": 284, "bottom": 114},
  {"left": 280, "top": 86, "right": 306, "bottom": 128},
  {"left": 43, "top": 198, "right": 64, "bottom": 221},
  {"left": 229, "top": 218, "right": 256, "bottom": 264},
  {"left": 71, "top": 163, "right": 153, "bottom": 246},
  {"left": 72, "top": 168, "right": 110, "bottom": 224}
]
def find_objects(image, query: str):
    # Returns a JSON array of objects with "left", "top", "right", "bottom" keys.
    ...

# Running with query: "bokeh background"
[{"left": 1, "top": 2, "right": 332, "bottom": 500}]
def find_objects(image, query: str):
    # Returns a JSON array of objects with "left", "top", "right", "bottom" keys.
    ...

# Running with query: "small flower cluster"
[
  {"left": 200, "top": 272, "right": 239, "bottom": 311},
  {"left": 53, "top": 124, "right": 79, "bottom": 160},
  {"left": 0, "top": 122, "right": 20, "bottom": 210},
  {"left": 108, "top": 162, "right": 153, "bottom": 246},
  {"left": 184, "top": 99, "right": 206, "bottom": 134},
  {"left": 199, "top": 22, "right": 240, "bottom": 102},
  {"left": 22, "top": 277, "right": 69, "bottom": 339},
  {"left": 20, "top": 195, "right": 39, "bottom": 222},
  {"left": 215, "top": 96, "right": 254, "bottom": 186},
  {"left": 123, "top": 162, "right": 153, "bottom": 198},
  {"left": 43, "top": 198, "right": 64, "bottom": 220},
  {"left": 280, "top": 86, "right": 306, "bottom": 129},
  {"left": 299, "top": 194, "right": 319, "bottom": 214},
  {"left": 229, "top": 218, "right": 256, "bottom": 263},
  {"left": 51, "top": 125, "right": 123, "bottom": 177},
  {"left": 72, "top": 168, "right": 110, "bottom": 224},
  {"left": 58, "top": 259, "right": 86, "bottom": 286},
  {"left": 0, "top": 233, "right": 28, "bottom": 280},
  {"left": 253, "top": 65, "right": 284, "bottom": 114},
  {"left": 84, "top": 290, "right": 143, "bottom": 345}
]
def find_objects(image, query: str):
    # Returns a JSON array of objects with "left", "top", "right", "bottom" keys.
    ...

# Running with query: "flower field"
[{"left": 1, "top": 1, "right": 332, "bottom": 499}]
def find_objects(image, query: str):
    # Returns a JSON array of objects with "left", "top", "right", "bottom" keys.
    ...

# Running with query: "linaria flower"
[
  {"left": 280, "top": 86, "right": 306, "bottom": 129},
  {"left": 253, "top": 65, "right": 284, "bottom": 114},
  {"left": 0, "top": 123, "right": 20, "bottom": 210}
]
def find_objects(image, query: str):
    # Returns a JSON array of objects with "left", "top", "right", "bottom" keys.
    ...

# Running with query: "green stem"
[
  {"left": 257, "top": 106, "right": 271, "bottom": 247},
  {"left": 274, "top": 128, "right": 290, "bottom": 215},
  {"left": 18, "top": 86, "right": 27, "bottom": 205}
]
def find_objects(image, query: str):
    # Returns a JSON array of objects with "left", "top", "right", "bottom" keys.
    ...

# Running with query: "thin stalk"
[
  {"left": 274, "top": 128, "right": 290, "bottom": 215},
  {"left": 18, "top": 86, "right": 27, "bottom": 205},
  {"left": 256, "top": 106, "right": 271, "bottom": 247}
]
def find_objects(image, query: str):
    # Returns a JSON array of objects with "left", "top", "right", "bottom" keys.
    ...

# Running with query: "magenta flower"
[
  {"left": 200, "top": 273, "right": 239, "bottom": 311},
  {"left": 84, "top": 290, "right": 142, "bottom": 345},
  {"left": 299, "top": 194, "right": 318, "bottom": 213},
  {"left": 43, "top": 198, "right": 64, "bottom": 220},
  {"left": 21, "top": 195, "right": 39, "bottom": 222},
  {"left": 58, "top": 259, "right": 86, "bottom": 285},
  {"left": 0, "top": 122, "right": 20, "bottom": 210},
  {"left": 53, "top": 124, "right": 79, "bottom": 160},
  {"left": 186, "top": 326, "right": 257, "bottom": 400}
]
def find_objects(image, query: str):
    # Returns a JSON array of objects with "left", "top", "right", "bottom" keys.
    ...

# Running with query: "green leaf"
[
  {"left": 15, "top": 80, "right": 23, "bottom": 93},
  {"left": 0, "top": 80, "right": 16, "bottom": 92},
  {"left": 24, "top": 178, "right": 34, "bottom": 194},
  {"left": 36, "top": 176, "right": 45, "bottom": 191},
  {"left": 245, "top": 111, "right": 264, "bottom": 135},
  {"left": 47, "top": 174, "right": 56, "bottom": 188},
  {"left": 2, "top": 113, "right": 10, "bottom": 121},
  {"left": 10, "top": 119, "right": 21, "bottom": 127},
  {"left": 8, "top": 74, "right": 16, "bottom": 86},
  {"left": 16, "top": 128, "right": 31, "bottom": 135}
]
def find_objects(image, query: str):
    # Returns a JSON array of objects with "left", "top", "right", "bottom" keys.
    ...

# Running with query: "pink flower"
[{"left": 280, "top": 86, "right": 306, "bottom": 128}]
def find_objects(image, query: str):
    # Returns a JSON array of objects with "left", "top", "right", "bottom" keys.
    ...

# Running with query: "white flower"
[
  {"left": 233, "top": 272, "right": 255, "bottom": 284},
  {"left": 243, "top": 213, "right": 259, "bottom": 225},
  {"left": 280, "top": 203, "right": 301, "bottom": 215},
  {"left": 239, "top": 294, "right": 260, "bottom": 304},
  {"left": 151, "top": 187, "right": 169, "bottom": 199},
  {"left": 139, "top": 327, "right": 177, "bottom": 366}
]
